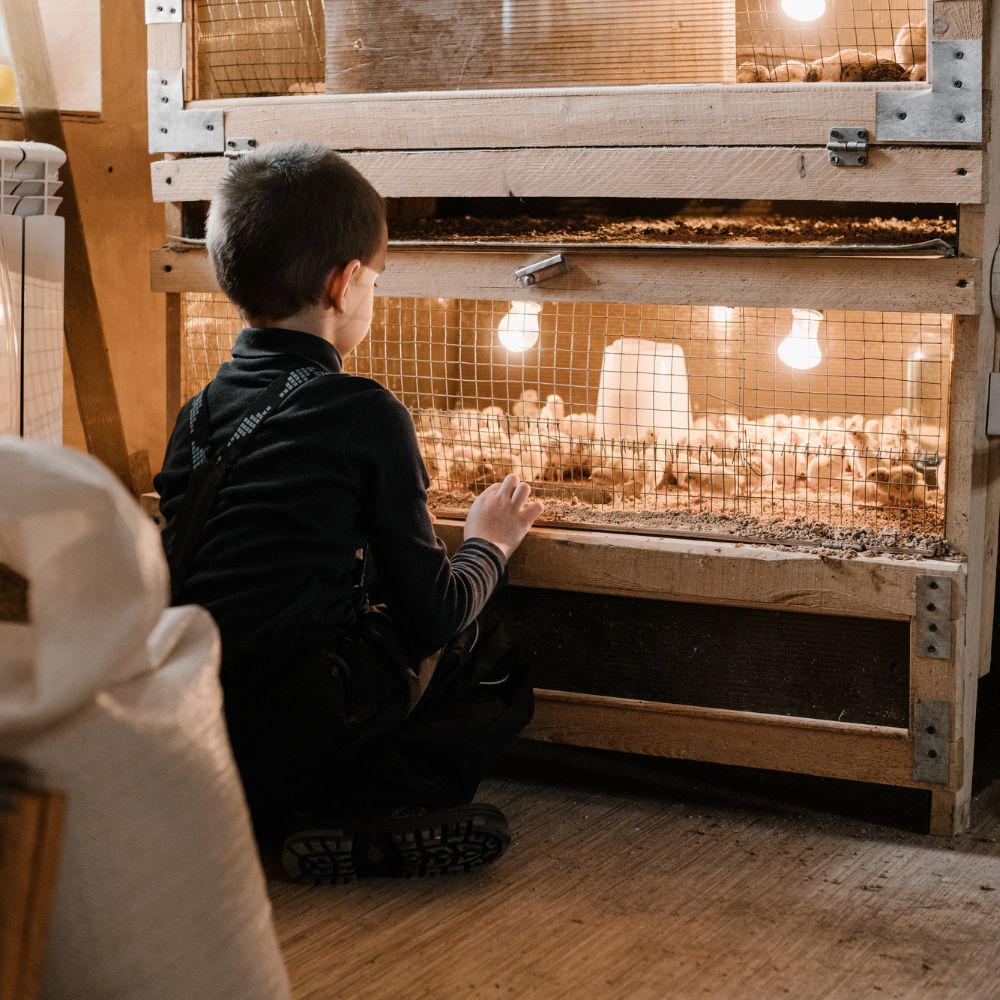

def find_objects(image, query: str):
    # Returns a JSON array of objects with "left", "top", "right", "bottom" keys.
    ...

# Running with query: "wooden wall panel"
[{"left": 0, "top": 2, "right": 168, "bottom": 467}]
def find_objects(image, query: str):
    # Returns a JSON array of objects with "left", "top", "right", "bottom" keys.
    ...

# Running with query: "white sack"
[
  {"left": 0, "top": 440, "right": 291, "bottom": 1000},
  {"left": 0, "top": 438, "right": 166, "bottom": 734}
]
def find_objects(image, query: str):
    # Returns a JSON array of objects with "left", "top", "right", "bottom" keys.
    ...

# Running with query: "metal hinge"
[
  {"left": 225, "top": 137, "right": 259, "bottom": 157},
  {"left": 827, "top": 128, "right": 869, "bottom": 167}
]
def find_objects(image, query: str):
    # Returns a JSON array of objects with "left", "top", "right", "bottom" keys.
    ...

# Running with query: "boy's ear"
[{"left": 326, "top": 260, "right": 363, "bottom": 313}]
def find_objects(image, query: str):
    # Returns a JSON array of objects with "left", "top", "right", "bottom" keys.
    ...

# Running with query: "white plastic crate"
[{"left": 0, "top": 140, "right": 66, "bottom": 442}]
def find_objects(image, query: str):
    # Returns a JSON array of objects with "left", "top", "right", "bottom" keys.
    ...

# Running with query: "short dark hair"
[{"left": 206, "top": 142, "right": 385, "bottom": 321}]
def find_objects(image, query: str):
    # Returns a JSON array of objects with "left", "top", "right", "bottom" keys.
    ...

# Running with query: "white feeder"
[{"left": 595, "top": 338, "right": 690, "bottom": 444}]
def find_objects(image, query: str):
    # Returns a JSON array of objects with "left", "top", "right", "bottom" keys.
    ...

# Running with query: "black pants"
[{"left": 220, "top": 609, "right": 533, "bottom": 823}]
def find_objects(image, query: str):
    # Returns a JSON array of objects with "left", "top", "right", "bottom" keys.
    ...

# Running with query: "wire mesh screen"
[
  {"left": 354, "top": 298, "right": 950, "bottom": 541},
  {"left": 179, "top": 293, "right": 951, "bottom": 545},
  {"left": 736, "top": 0, "right": 928, "bottom": 82},
  {"left": 180, "top": 292, "right": 241, "bottom": 402},
  {"left": 190, "top": 1, "right": 930, "bottom": 97},
  {"left": 193, "top": 0, "right": 324, "bottom": 99}
]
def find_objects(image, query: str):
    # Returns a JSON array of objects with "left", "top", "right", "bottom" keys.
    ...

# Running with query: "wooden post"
[{"left": 0, "top": 0, "right": 133, "bottom": 491}]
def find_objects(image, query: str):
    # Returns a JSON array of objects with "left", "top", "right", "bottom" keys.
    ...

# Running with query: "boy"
[{"left": 154, "top": 143, "right": 543, "bottom": 883}]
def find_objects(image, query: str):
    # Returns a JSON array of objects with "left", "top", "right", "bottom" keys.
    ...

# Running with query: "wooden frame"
[
  {"left": 435, "top": 521, "right": 970, "bottom": 830},
  {"left": 145, "top": 0, "right": 998, "bottom": 834},
  {"left": 150, "top": 146, "right": 984, "bottom": 206},
  {"left": 150, "top": 245, "right": 981, "bottom": 314}
]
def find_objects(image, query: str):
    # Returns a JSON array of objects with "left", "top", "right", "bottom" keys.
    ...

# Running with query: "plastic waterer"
[{"left": 595, "top": 338, "right": 691, "bottom": 444}]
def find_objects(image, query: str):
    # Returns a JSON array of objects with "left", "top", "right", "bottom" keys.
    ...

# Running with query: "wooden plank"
[
  {"left": 435, "top": 521, "right": 965, "bottom": 621},
  {"left": 16, "top": 791, "right": 65, "bottom": 1000},
  {"left": 203, "top": 85, "right": 896, "bottom": 150},
  {"left": 269, "top": 751, "right": 1000, "bottom": 996},
  {"left": 150, "top": 146, "right": 985, "bottom": 205},
  {"left": 933, "top": 8, "right": 1000, "bottom": 834},
  {"left": 931, "top": 1, "right": 984, "bottom": 40},
  {"left": 0, "top": 790, "right": 41, "bottom": 1000},
  {"left": 526, "top": 690, "right": 920, "bottom": 787},
  {"left": 951, "top": 209, "right": 1000, "bottom": 677},
  {"left": 149, "top": 246, "right": 981, "bottom": 314},
  {"left": 165, "top": 291, "right": 182, "bottom": 431},
  {"left": 163, "top": 199, "right": 183, "bottom": 429},
  {"left": 0, "top": 785, "right": 65, "bottom": 1000}
]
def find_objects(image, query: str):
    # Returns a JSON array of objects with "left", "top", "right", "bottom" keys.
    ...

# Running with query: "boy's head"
[{"left": 206, "top": 142, "right": 386, "bottom": 325}]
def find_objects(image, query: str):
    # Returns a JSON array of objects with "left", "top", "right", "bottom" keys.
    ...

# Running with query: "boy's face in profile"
[{"left": 336, "top": 222, "right": 388, "bottom": 357}]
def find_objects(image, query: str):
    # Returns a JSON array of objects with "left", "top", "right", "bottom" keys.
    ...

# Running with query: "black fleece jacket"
[{"left": 154, "top": 327, "right": 505, "bottom": 654}]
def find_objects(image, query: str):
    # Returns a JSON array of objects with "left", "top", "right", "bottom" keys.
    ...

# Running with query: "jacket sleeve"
[{"left": 347, "top": 388, "right": 506, "bottom": 649}]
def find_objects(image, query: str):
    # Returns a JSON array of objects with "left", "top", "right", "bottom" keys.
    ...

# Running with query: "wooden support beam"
[
  {"left": 931, "top": 1, "right": 984, "bottom": 40},
  {"left": 200, "top": 84, "right": 918, "bottom": 151},
  {"left": 434, "top": 521, "right": 965, "bottom": 621},
  {"left": 930, "top": 3, "right": 1000, "bottom": 836},
  {"left": 150, "top": 146, "right": 984, "bottom": 205},
  {"left": 526, "top": 690, "right": 918, "bottom": 788},
  {"left": 150, "top": 245, "right": 981, "bottom": 314}
]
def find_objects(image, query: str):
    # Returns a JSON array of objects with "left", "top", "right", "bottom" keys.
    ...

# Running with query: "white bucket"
[{"left": 595, "top": 338, "right": 690, "bottom": 443}]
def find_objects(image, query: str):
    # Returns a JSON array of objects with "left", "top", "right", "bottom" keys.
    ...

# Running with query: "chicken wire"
[
  {"left": 736, "top": 0, "right": 929, "bottom": 83},
  {"left": 180, "top": 292, "right": 950, "bottom": 541},
  {"left": 192, "top": 0, "right": 324, "bottom": 99},
  {"left": 189, "top": 1, "right": 929, "bottom": 98}
]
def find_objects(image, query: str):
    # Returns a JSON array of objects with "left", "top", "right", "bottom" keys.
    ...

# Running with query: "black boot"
[{"left": 280, "top": 803, "right": 511, "bottom": 884}]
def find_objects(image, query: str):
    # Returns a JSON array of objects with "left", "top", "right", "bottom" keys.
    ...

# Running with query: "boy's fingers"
[
  {"left": 511, "top": 481, "right": 532, "bottom": 509},
  {"left": 499, "top": 473, "right": 520, "bottom": 499},
  {"left": 524, "top": 499, "right": 545, "bottom": 521}
]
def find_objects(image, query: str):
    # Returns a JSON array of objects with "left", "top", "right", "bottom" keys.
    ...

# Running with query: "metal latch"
[
  {"left": 515, "top": 254, "right": 568, "bottom": 287},
  {"left": 225, "top": 138, "right": 259, "bottom": 157},
  {"left": 827, "top": 127, "right": 869, "bottom": 167}
]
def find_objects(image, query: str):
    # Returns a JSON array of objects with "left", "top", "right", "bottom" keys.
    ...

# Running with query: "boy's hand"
[{"left": 464, "top": 474, "right": 544, "bottom": 560}]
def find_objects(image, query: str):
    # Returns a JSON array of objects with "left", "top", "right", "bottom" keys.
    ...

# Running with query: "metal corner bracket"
[
  {"left": 145, "top": 0, "right": 182, "bottom": 23},
  {"left": 876, "top": 40, "right": 982, "bottom": 143},
  {"left": 913, "top": 698, "right": 951, "bottom": 784},
  {"left": 148, "top": 70, "right": 224, "bottom": 155},
  {"left": 915, "top": 575, "right": 952, "bottom": 660}
]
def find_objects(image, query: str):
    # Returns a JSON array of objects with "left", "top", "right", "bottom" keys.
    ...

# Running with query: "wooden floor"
[{"left": 266, "top": 742, "right": 1000, "bottom": 1000}]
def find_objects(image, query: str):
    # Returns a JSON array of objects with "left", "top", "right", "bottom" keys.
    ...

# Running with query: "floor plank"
[{"left": 267, "top": 744, "right": 1000, "bottom": 1000}]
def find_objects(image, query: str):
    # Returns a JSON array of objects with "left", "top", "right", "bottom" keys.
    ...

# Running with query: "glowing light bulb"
[
  {"left": 778, "top": 308, "right": 823, "bottom": 370},
  {"left": 497, "top": 301, "right": 541, "bottom": 352},
  {"left": 710, "top": 306, "right": 741, "bottom": 324},
  {"left": 781, "top": 0, "right": 825, "bottom": 22}
]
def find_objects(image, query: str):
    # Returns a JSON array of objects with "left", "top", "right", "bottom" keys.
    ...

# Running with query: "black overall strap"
[{"left": 168, "top": 366, "right": 323, "bottom": 602}]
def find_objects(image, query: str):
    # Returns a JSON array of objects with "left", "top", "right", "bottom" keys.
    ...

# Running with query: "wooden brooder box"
[{"left": 146, "top": 0, "right": 997, "bottom": 834}]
